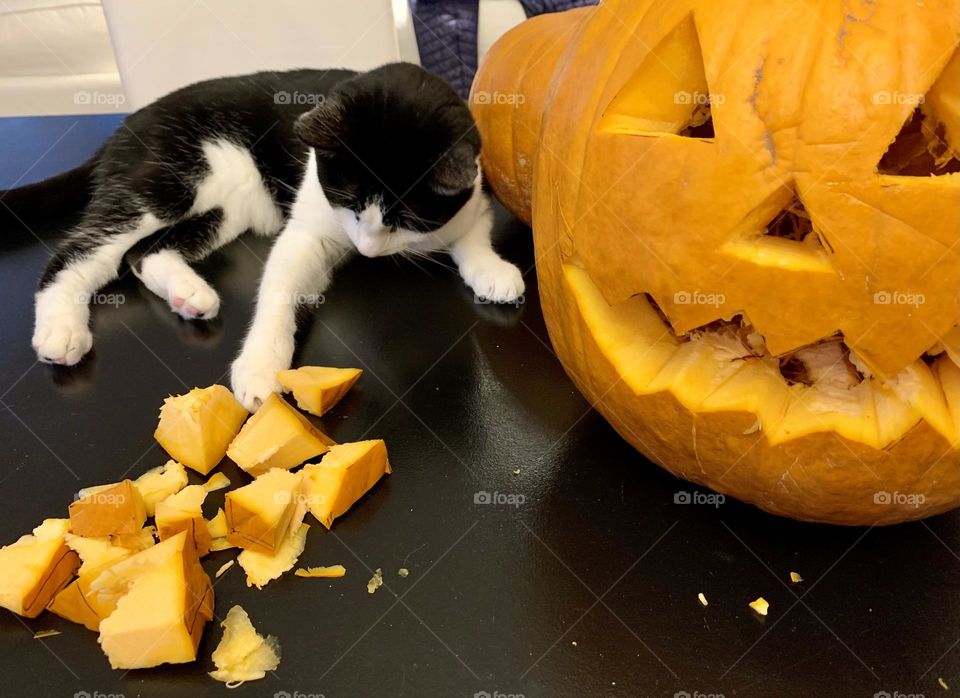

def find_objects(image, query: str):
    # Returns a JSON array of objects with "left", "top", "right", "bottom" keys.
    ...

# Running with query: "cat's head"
[{"left": 294, "top": 63, "right": 481, "bottom": 257}]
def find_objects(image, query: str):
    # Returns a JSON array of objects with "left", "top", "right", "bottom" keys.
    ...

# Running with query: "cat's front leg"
[
  {"left": 449, "top": 201, "right": 525, "bottom": 303},
  {"left": 231, "top": 225, "right": 350, "bottom": 411}
]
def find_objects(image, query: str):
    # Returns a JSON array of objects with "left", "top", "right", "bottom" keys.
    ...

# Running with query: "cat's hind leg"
[
  {"left": 33, "top": 210, "right": 165, "bottom": 364},
  {"left": 126, "top": 209, "right": 226, "bottom": 320}
]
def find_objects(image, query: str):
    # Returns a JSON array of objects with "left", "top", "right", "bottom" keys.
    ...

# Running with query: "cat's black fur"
[{"left": 0, "top": 63, "right": 479, "bottom": 286}]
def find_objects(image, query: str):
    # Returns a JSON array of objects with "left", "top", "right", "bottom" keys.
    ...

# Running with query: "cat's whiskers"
[{"left": 402, "top": 247, "right": 452, "bottom": 271}]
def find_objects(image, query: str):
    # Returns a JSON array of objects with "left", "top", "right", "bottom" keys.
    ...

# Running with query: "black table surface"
[{"left": 1, "top": 114, "right": 958, "bottom": 698}]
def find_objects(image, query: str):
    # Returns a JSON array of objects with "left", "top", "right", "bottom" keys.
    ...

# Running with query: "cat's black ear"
[
  {"left": 430, "top": 141, "right": 478, "bottom": 196},
  {"left": 294, "top": 99, "right": 344, "bottom": 154}
]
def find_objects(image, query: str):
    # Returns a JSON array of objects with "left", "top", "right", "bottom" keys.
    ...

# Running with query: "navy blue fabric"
[
  {"left": 410, "top": 0, "right": 480, "bottom": 99},
  {"left": 409, "top": 0, "right": 597, "bottom": 99},
  {"left": 518, "top": 0, "right": 596, "bottom": 17}
]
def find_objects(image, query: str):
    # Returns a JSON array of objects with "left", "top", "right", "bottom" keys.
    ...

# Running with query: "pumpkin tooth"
[
  {"left": 935, "top": 356, "right": 960, "bottom": 447},
  {"left": 888, "top": 360, "right": 957, "bottom": 445}
]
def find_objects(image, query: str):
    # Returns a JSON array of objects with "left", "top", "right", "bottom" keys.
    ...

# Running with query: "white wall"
[
  {"left": 102, "top": 0, "right": 402, "bottom": 111},
  {"left": 0, "top": 0, "right": 124, "bottom": 116},
  {"left": 0, "top": 0, "right": 531, "bottom": 117}
]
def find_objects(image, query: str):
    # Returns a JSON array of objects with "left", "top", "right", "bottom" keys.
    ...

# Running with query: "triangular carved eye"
[
  {"left": 598, "top": 14, "right": 714, "bottom": 139},
  {"left": 719, "top": 192, "right": 833, "bottom": 274},
  {"left": 679, "top": 105, "right": 714, "bottom": 138},
  {"left": 878, "top": 106, "right": 960, "bottom": 176},
  {"left": 763, "top": 198, "right": 828, "bottom": 252}
]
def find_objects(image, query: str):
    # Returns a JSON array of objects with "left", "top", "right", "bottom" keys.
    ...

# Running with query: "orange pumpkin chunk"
[
  {"left": 300, "top": 440, "right": 391, "bottom": 529},
  {"left": 69, "top": 480, "right": 146, "bottom": 537},
  {"left": 92, "top": 531, "right": 214, "bottom": 669},
  {"left": 226, "top": 393, "right": 333, "bottom": 475},
  {"left": 277, "top": 366, "right": 362, "bottom": 417},
  {"left": 225, "top": 468, "right": 303, "bottom": 555},
  {"left": 0, "top": 519, "right": 79, "bottom": 618},
  {"left": 155, "top": 385, "right": 248, "bottom": 475}
]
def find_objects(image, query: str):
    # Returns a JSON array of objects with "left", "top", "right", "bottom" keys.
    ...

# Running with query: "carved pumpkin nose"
[{"left": 472, "top": 0, "right": 960, "bottom": 525}]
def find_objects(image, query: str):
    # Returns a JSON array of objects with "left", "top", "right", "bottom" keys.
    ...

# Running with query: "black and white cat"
[{"left": 2, "top": 63, "right": 524, "bottom": 410}]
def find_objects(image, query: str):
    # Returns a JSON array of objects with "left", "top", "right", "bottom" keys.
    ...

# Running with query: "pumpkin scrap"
[
  {"left": 202, "top": 471, "right": 231, "bottom": 492},
  {"left": 209, "top": 605, "right": 280, "bottom": 686},
  {"left": 749, "top": 597, "right": 770, "bottom": 616},
  {"left": 134, "top": 460, "right": 188, "bottom": 516},
  {"left": 237, "top": 523, "right": 310, "bottom": 589},
  {"left": 155, "top": 485, "right": 211, "bottom": 556},
  {"left": 367, "top": 568, "right": 383, "bottom": 594},
  {"left": 294, "top": 565, "right": 346, "bottom": 578}
]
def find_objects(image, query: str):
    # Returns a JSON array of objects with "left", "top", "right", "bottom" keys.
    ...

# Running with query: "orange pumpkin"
[{"left": 472, "top": 0, "right": 960, "bottom": 524}]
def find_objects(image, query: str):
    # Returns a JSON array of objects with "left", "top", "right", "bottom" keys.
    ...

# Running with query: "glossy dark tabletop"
[{"left": 0, "top": 115, "right": 958, "bottom": 698}]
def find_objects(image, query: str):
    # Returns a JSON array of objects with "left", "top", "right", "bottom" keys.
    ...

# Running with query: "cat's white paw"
[
  {"left": 463, "top": 259, "right": 525, "bottom": 303},
  {"left": 32, "top": 317, "right": 93, "bottom": 365},
  {"left": 231, "top": 348, "right": 288, "bottom": 412},
  {"left": 169, "top": 275, "right": 220, "bottom": 320},
  {"left": 138, "top": 252, "right": 220, "bottom": 320}
]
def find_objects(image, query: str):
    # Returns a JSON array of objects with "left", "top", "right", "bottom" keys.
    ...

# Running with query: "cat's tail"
[{"left": 0, "top": 155, "right": 98, "bottom": 232}]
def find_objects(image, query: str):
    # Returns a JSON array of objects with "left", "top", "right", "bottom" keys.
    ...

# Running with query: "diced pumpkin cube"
[
  {"left": 299, "top": 440, "right": 391, "bottom": 529},
  {"left": 0, "top": 519, "right": 79, "bottom": 618},
  {"left": 226, "top": 393, "right": 334, "bottom": 475},
  {"left": 92, "top": 531, "right": 214, "bottom": 669},
  {"left": 69, "top": 480, "right": 146, "bottom": 537},
  {"left": 154, "top": 385, "right": 248, "bottom": 475},
  {"left": 48, "top": 531, "right": 152, "bottom": 630},
  {"left": 134, "top": 460, "right": 188, "bottom": 516},
  {"left": 276, "top": 366, "right": 362, "bottom": 417},
  {"left": 225, "top": 469, "right": 303, "bottom": 554},
  {"left": 237, "top": 523, "right": 309, "bottom": 589},
  {"left": 155, "top": 485, "right": 211, "bottom": 556}
]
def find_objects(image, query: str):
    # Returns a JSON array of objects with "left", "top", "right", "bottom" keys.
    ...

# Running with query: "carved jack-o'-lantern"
[{"left": 472, "top": 0, "right": 960, "bottom": 524}]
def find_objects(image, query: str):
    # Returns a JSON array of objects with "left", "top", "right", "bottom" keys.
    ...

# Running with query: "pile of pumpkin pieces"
[{"left": 0, "top": 366, "right": 392, "bottom": 683}]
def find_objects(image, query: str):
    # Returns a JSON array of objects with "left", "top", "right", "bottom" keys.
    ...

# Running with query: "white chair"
[{"left": 0, "top": 0, "right": 124, "bottom": 116}]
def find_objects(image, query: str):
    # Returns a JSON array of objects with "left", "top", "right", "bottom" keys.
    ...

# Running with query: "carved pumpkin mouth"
[{"left": 563, "top": 259, "right": 960, "bottom": 450}]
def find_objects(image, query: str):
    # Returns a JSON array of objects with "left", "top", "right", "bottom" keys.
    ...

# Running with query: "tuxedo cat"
[{"left": 4, "top": 63, "right": 523, "bottom": 410}]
